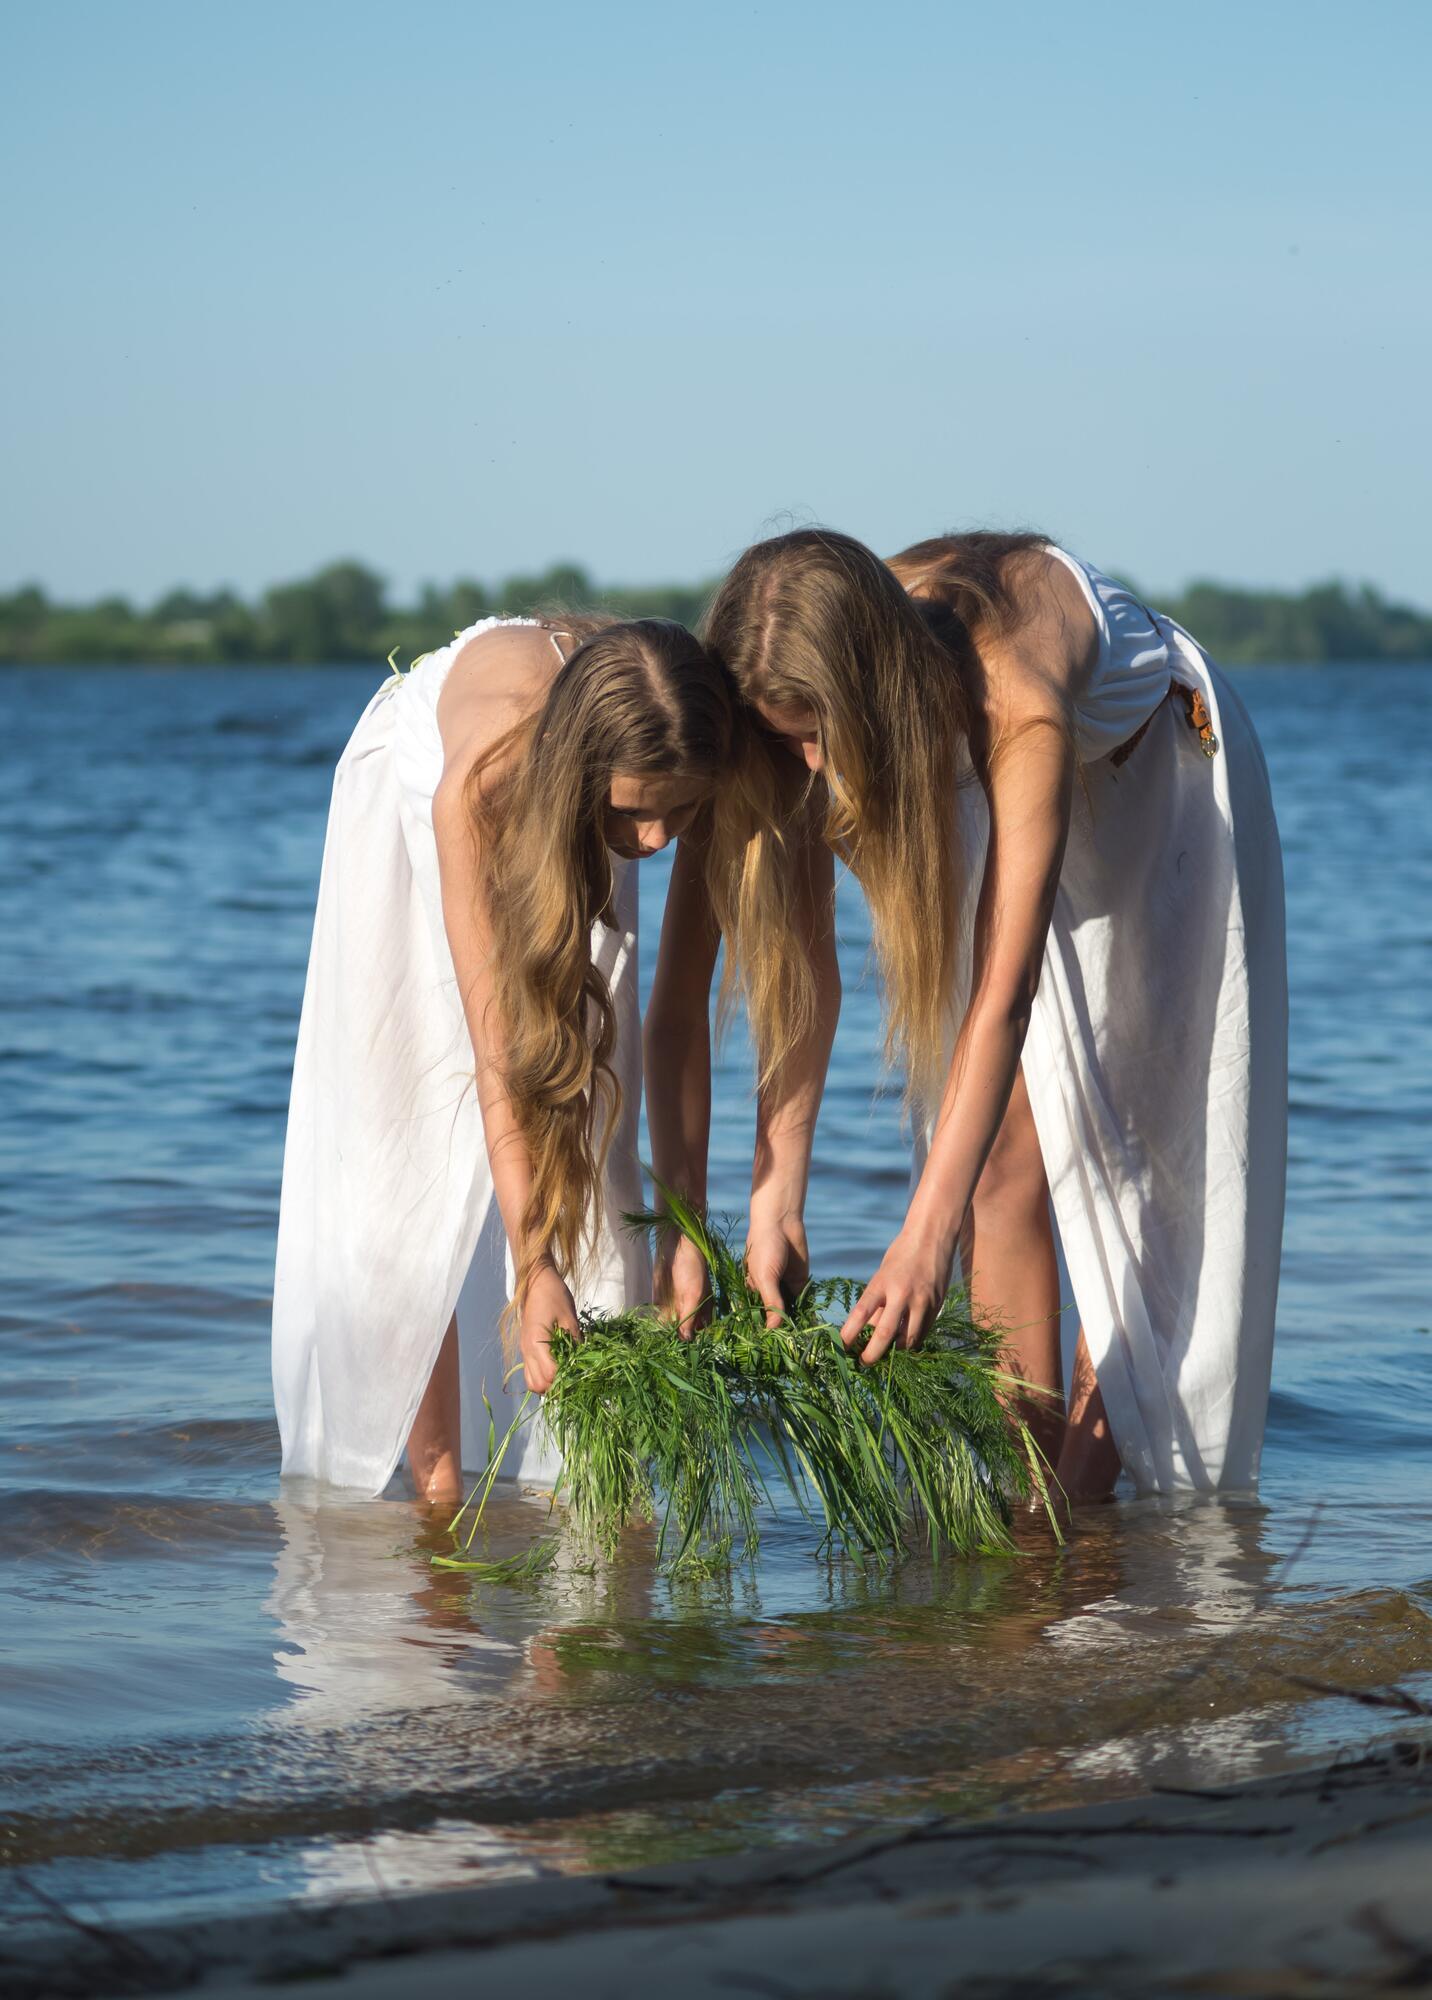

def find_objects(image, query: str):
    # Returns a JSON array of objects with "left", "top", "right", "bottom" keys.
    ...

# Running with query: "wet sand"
[{"left": 10, "top": 1738, "right": 1430, "bottom": 2000}]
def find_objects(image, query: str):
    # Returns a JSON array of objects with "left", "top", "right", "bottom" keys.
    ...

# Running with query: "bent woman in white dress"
[
  {"left": 273, "top": 614, "right": 738, "bottom": 1506},
  {"left": 647, "top": 530, "right": 1286, "bottom": 1503}
]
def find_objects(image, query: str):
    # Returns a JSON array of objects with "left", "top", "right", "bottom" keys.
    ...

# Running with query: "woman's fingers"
[
  {"left": 778, "top": 1250, "right": 811, "bottom": 1304},
  {"left": 860, "top": 1296, "right": 909, "bottom": 1365},
  {"left": 840, "top": 1283, "right": 881, "bottom": 1349},
  {"left": 522, "top": 1309, "right": 577, "bottom": 1393},
  {"left": 676, "top": 1262, "right": 709, "bottom": 1335},
  {"left": 746, "top": 1250, "right": 788, "bottom": 1330},
  {"left": 660, "top": 1241, "right": 713, "bottom": 1340},
  {"left": 689, "top": 1292, "right": 716, "bottom": 1337},
  {"left": 841, "top": 1279, "right": 935, "bottom": 1362},
  {"left": 897, "top": 1291, "right": 936, "bottom": 1351},
  {"left": 529, "top": 1335, "right": 558, "bottom": 1393}
]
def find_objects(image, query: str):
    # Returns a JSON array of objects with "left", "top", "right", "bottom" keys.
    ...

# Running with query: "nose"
[{"left": 638, "top": 821, "right": 672, "bottom": 855}]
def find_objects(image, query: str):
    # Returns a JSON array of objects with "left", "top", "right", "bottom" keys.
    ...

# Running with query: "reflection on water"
[
  {"left": 1, "top": 662, "right": 1430, "bottom": 1929},
  {"left": 220, "top": 1480, "right": 1429, "bottom": 1910},
  {"left": 269, "top": 1495, "right": 522, "bottom": 1720}
]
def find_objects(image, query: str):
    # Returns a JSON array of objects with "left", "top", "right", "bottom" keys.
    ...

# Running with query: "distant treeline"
[{"left": 2, "top": 560, "right": 1430, "bottom": 666}]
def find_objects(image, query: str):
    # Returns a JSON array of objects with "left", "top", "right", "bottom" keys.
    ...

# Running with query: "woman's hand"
[
  {"left": 746, "top": 1211, "right": 811, "bottom": 1327},
  {"left": 839, "top": 1228, "right": 954, "bottom": 1363},
  {"left": 653, "top": 1230, "right": 712, "bottom": 1337},
  {"left": 520, "top": 1263, "right": 581, "bottom": 1394}
]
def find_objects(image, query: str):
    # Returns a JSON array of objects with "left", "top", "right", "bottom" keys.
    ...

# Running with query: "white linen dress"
[
  {"left": 931, "top": 548, "right": 1288, "bottom": 1494},
  {"left": 271, "top": 619, "right": 650, "bottom": 1496}
]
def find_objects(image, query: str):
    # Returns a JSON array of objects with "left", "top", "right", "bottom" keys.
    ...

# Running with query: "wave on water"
[
  {"left": 0, "top": 1487, "right": 281, "bottom": 1561},
  {"left": 2, "top": 1571, "right": 1429, "bottom": 1876},
  {"left": 1265, "top": 1385, "right": 1432, "bottom": 1456},
  {"left": 8, "top": 1282, "right": 269, "bottom": 1343},
  {"left": 5, "top": 1414, "right": 278, "bottom": 1494}
]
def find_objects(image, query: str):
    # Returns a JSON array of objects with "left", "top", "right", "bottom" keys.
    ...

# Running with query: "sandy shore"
[{"left": 8, "top": 1740, "right": 1431, "bottom": 2000}]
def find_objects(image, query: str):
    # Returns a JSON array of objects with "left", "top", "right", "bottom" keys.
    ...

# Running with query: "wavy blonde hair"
[
  {"left": 465, "top": 618, "right": 737, "bottom": 1328},
  {"left": 703, "top": 528, "right": 1042, "bottom": 1107}
]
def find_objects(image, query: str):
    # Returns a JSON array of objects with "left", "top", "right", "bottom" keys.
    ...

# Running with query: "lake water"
[{"left": 2, "top": 661, "right": 1429, "bottom": 1938}]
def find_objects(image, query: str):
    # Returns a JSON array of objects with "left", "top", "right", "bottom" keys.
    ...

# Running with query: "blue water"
[{"left": 2, "top": 662, "right": 1429, "bottom": 1932}]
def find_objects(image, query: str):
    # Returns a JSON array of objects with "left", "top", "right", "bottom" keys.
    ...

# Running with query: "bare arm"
[
  {"left": 643, "top": 818, "right": 840, "bottom": 1329},
  {"left": 645, "top": 833, "right": 720, "bottom": 1210},
  {"left": 746, "top": 828, "right": 840, "bottom": 1323},
  {"left": 643, "top": 833, "right": 721, "bottom": 1328},
  {"left": 431, "top": 631, "right": 578, "bottom": 1392},
  {"left": 431, "top": 777, "right": 532, "bottom": 1251},
  {"left": 840, "top": 562, "right": 1092, "bottom": 1358}
]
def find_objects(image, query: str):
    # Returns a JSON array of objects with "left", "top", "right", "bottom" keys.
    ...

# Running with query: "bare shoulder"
[
  {"left": 435, "top": 623, "right": 557, "bottom": 801},
  {"left": 978, "top": 548, "right": 1099, "bottom": 726},
  {"left": 438, "top": 622, "right": 558, "bottom": 733}
]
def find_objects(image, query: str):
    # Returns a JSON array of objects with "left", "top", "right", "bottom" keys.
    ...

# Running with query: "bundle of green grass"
[{"left": 442, "top": 1193, "right": 1058, "bottom": 1575}]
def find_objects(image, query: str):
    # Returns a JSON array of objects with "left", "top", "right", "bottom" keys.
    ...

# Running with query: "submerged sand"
[{"left": 7, "top": 1741, "right": 1430, "bottom": 1999}]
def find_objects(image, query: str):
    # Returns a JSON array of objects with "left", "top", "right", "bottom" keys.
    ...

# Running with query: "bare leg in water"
[
  {"left": 962, "top": 1068, "right": 1065, "bottom": 1470},
  {"left": 965, "top": 1071, "right": 1121, "bottom": 1504},
  {"left": 1056, "top": 1330, "right": 1122, "bottom": 1501},
  {"left": 407, "top": 1314, "right": 462, "bottom": 1508}
]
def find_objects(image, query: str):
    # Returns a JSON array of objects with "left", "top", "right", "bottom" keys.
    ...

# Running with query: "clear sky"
[{"left": 4, "top": 0, "right": 1430, "bottom": 606}]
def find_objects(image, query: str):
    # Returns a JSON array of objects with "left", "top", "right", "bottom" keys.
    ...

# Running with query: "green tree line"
[{"left": 1, "top": 560, "right": 1429, "bottom": 666}]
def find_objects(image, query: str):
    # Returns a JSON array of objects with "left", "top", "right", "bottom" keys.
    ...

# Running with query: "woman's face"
[
  {"left": 752, "top": 698, "right": 824, "bottom": 772},
  {"left": 604, "top": 774, "right": 707, "bottom": 858}
]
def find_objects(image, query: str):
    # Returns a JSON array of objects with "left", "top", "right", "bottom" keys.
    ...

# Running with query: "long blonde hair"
[
  {"left": 703, "top": 527, "right": 1044, "bottom": 1107},
  {"left": 465, "top": 617, "right": 737, "bottom": 1325}
]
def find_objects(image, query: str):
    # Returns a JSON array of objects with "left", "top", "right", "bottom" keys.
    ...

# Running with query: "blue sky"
[{"left": 4, "top": 0, "right": 1430, "bottom": 605}]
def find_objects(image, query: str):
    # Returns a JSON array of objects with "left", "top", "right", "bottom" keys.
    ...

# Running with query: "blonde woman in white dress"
[
  {"left": 647, "top": 529, "right": 1286, "bottom": 1503},
  {"left": 273, "top": 614, "right": 738, "bottom": 1506}
]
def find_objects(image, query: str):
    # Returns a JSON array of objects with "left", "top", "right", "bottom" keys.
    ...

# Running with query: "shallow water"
[{"left": 2, "top": 661, "right": 1430, "bottom": 1933}]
